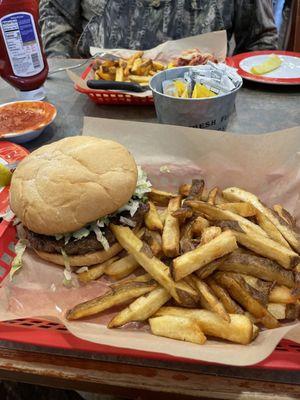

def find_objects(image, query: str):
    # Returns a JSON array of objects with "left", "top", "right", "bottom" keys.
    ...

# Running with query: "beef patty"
[
  {"left": 25, "top": 227, "right": 116, "bottom": 256},
  {"left": 25, "top": 202, "right": 149, "bottom": 256}
]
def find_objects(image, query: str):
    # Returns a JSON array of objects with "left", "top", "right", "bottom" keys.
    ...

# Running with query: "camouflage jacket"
[{"left": 39, "top": 0, "right": 278, "bottom": 58}]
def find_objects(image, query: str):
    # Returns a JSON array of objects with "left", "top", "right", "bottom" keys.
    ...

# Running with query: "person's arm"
[
  {"left": 233, "top": 0, "right": 278, "bottom": 54},
  {"left": 39, "top": 0, "right": 80, "bottom": 58}
]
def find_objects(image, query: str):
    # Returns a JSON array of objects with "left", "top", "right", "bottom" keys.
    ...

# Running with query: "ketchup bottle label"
[{"left": 0, "top": 12, "right": 44, "bottom": 78}]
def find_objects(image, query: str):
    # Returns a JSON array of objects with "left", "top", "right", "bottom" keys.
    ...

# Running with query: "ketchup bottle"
[{"left": 0, "top": 0, "right": 48, "bottom": 100}]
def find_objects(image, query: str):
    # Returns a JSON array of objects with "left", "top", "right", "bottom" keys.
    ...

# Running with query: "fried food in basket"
[
  {"left": 66, "top": 178, "right": 300, "bottom": 347},
  {"left": 93, "top": 51, "right": 166, "bottom": 85},
  {"left": 149, "top": 315, "right": 207, "bottom": 345},
  {"left": 168, "top": 49, "right": 218, "bottom": 68},
  {"left": 66, "top": 280, "right": 157, "bottom": 320}
]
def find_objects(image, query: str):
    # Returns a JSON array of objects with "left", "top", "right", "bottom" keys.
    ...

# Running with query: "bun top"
[{"left": 10, "top": 136, "right": 138, "bottom": 235}]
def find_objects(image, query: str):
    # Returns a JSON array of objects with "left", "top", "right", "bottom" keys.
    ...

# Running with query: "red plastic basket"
[
  {"left": 1, "top": 142, "right": 299, "bottom": 370},
  {"left": 1, "top": 221, "right": 300, "bottom": 371},
  {"left": 75, "top": 64, "right": 154, "bottom": 105}
]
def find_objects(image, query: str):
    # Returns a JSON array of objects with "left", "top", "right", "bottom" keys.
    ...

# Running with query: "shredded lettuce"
[
  {"left": 10, "top": 239, "right": 28, "bottom": 281},
  {"left": 119, "top": 216, "right": 136, "bottom": 227},
  {"left": 61, "top": 249, "right": 73, "bottom": 287},
  {"left": 76, "top": 266, "right": 89, "bottom": 274},
  {"left": 134, "top": 166, "right": 152, "bottom": 199},
  {"left": 91, "top": 221, "right": 110, "bottom": 251},
  {"left": 53, "top": 166, "right": 151, "bottom": 250},
  {"left": 117, "top": 199, "right": 140, "bottom": 217},
  {"left": 0, "top": 208, "right": 15, "bottom": 222},
  {"left": 73, "top": 228, "right": 90, "bottom": 241}
]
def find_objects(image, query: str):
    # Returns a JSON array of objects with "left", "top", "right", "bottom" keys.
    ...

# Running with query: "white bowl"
[{"left": 0, "top": 100, "right": 57, "bottom": 144}]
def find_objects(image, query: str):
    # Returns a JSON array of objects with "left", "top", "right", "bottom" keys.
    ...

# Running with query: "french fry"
[
  {"left": 218, "top": 250, "right": 297, "bottom": 288},
  {"left": 97, "top": 67, "right": 114, "bottom": 81},
  {"left": 192, "top": 276, "right": 230, "bottom": 321},
  {"left": 206, "top": 277, "right": 244, "bottom": 314},
  {"left": 185, "top": 200, "right": 268, "bottom": 238},
  {"left": 153, "top": 61, "right": 165, "bottom": 71},
  {"left": 78, "top": 256, "right": 119, "bottom": 283},
  {"left": 219, "top": 202, "right": 256, "bottom": 217},
  {"left": 269, "top": 285, "right": 300, "bottom": 304},
  {"left": 109, "top": 273, "right": 152, "bottom": 289},
  {"left": 222, "top": 187, "right": 300, "bottom": 253},
  {"left": 66, "top": 280, "right": 157, "bottom": 320},
  {"left": 131, "top": 51, "right": 144, "bottom": 62},
  {"left": 125, "top": 51, "right": 144, "bottom": 74},
  {"left": 119, "top": 58, "right": 127, "bottom": 68},
  {"left": 145, "top": 201, "right": 163, "bottom": 231},
  {"left": 108, "top": 286, "right": 171, "bottom": 328},
  {"left": 173, "top": 279, "right": 199, "bottom": 307},
  {"left": 162, "top": 196, "right": 181, "bottom": 257},
  {"left": 214, "top": 272, "right": 279, "bottom": 329},
  {"left": 155, "top": 307, "right": 257, "bottom": 344},
  {"left": 196, "top": 262, "right": 220, "bottom": 279},
  {"left": 143, "top": 229, "right": 162, "bottom": 257},
  {"left": 191, "top": 216, "right": 210, "bottom": 236},
  {"left": 148, "top": 188, "right": 177, "bottom": 206},
  {"left": 149, "top": 315, "right": 207, "bottom": 345},
  {"left": 136, "top": 59, "right": 152, "bottom": 74},
  {"left": 186, "top": 179, "right": 205, "bottom": 200},
  {"left": 172, "top": 207, "right": 193, "bottom": 223},
  {"left": 180, "top": 237, "right": 197, "bottom": 254},
  {"left": 129, "top": 75, "right": 151, "bottom": 83},
  {"left": 158, "top": 208, "right": 167, "bottom": 225},
  {"left": 131, "top": 58, "right": 142, "bottom": 73},
  {"left": 199, "top": 226, "right": 222, "bottom": 245},
  {"left": 115, "top": 67, "right": 124, "bottom": 82},
  {"left": 172, "top": 231, "right": 238, "bottom": 281},
  {"left": 232, "top": 230, "right": 300, "bottom": 270},
  {"left": 267, "top": 303, "right": 299, "bottom": 320},
  {"left": 273, "top": 204, "right": 295, "bottom": 226},
  {"left": 207, "top": 187, "right": 218, "bottom": 205},
  {"left": 256, "top": 211, "right": 291, "bottom": 249},
  {"left": 110, "top": 224, "right": 197, "bottom": 306},
  {"left": 105, "top": 254, "right": 140, "bottom": 280},
  {"left": 180, "top": 219, "right": 194, "bottom": 240},
  {"left": 179, "top": 183, "right": 191, "bottom": 197},
  {"left": 240, "top": 274, "right": 273, "bottom": 306}
]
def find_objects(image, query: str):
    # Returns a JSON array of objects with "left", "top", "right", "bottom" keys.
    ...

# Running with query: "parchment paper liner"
[
  {"left": 68, "top": 30, "right": 227, "bottom": 97},
  {"left": 0, "top": 118, "right": 299, "bottom": 366}
]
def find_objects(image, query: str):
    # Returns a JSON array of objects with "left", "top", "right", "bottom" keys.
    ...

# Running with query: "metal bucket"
[{"left": 150, "top": 66, "right": 242, "bottom": 131}]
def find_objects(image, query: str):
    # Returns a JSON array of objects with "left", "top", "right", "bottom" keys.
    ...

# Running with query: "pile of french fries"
[
  {"left": 67, "top": 180, "right": 300, "bottom": 346},
  {"left": 93, "top": 51, "right": 165, "bottom": 85}
]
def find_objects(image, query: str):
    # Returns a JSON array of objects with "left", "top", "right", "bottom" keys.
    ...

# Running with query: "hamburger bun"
[
  {"left": 34, "top": 242, "right": 122, "bottom": 267},
  {"left": 10, "top": 136, "right": 138, "bottom": 235}
]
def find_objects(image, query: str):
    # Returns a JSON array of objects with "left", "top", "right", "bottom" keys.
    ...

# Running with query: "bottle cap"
[{"left": 15, "top": 86, "right": 46, "bottom": 101}]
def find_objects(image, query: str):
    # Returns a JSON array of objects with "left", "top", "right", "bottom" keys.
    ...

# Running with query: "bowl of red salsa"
[{"left": 0, "top": 101, "right": 57, "bottom": 144}]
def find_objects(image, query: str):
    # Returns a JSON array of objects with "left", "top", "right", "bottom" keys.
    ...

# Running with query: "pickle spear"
[{"left": 250, "top": 54, "right": 282, "bottom": 75}]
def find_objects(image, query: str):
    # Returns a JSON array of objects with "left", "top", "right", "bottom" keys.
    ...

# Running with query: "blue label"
[
  {"left": 2, "top": 13, "right": 36, "bottom": 43},
  {"left": 0, "top": 12, "right": 44, "bottom": 77}
]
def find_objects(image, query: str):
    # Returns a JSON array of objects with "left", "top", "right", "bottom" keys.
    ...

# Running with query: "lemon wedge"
[
  {"left": 250, "top": 54, "right": 282, "bottom": 75},
  {"left": 0, "top": 164, "right": 12, "bottom": 187}
]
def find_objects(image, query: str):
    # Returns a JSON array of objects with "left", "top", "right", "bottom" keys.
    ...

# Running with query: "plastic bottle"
[{"left": 0, "top": 0, "right": 49, "bottom": 100}]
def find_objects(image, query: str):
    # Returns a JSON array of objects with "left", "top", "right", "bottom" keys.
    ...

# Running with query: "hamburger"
[{"left": 10, "top": 136, "right": 151, "bottom": 268}]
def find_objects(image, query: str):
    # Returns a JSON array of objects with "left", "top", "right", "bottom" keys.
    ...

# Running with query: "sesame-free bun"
[
  {"left": 10, "top": 136, "right": 137, "bottom": 235},
  {"left": 34, "top": 243, "right": 122, "bottom": 267}
]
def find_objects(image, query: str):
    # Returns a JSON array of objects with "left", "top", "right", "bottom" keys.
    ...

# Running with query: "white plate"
[{"left": 239, "top": 54, "right": 300, "bottom": 79}]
